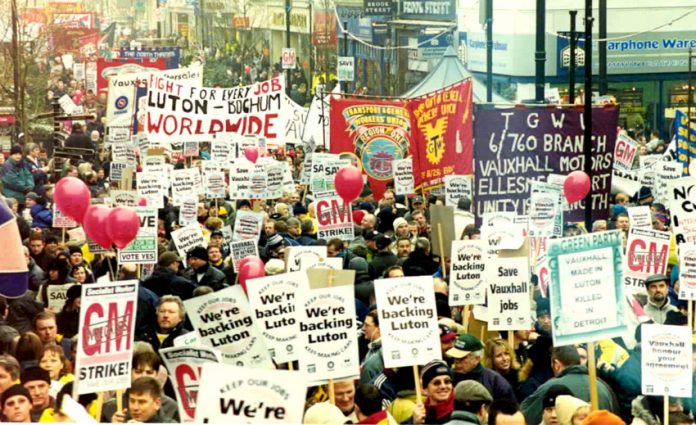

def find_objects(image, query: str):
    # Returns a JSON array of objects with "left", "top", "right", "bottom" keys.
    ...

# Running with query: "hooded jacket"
[{"left": 2, "top": 157, "right": 34, "bottom": 203}]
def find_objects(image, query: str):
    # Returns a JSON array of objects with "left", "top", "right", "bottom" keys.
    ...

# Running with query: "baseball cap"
[
  {"left": 210, "top": 230, "right": 224, "bottom": 238},
  {"left": 412, "top": 196, "right": 424, "bottom": 204},
  {"left": 446, "top": 334, "right": 483, "bottom": 359},
  {"left": 375, "top": 235, "right": 392, "bottom": 250},
  {"left": 364, "top": 230, "right": 381, "bottom": 241},
  {"left": 439, "top": 324, "right": 457, "bottom": 342},
  {"left": 158, "top": 251, "right": 182, "bottom": 267},
  {"left": 453, "top": 380, "right": 493, "bottom": 404}
]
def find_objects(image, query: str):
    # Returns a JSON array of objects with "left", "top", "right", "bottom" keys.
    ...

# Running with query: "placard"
[
  {"left": 392, "top": 158, "right": 414, "bottom": 195},
  {"left": 667, "top": 177, "right": 696, "bottom": 245},
  {"left": 229, "top": 160, "right": 253, "bottom": 200},
  {"left": 171, "top": 167, "right": 202, "bottom": 205},
  {"left": 136, "top": 171, "right": 165, "bottom": 209},
  {"left": 281, "top": 47, "right": 296, "bottom": 70},
  {"left": 627, "top": 206, "right": 652, "bottom": 229},
  {"left": 654, "top": 160, "right": 682, "bottom": 204},
  {"left": 118, "top": 207, "right": 158, "bottom": 264},
  {"left": 613, "top": 133, "right": 638, "bottom": 172},
  {"left": 641, "top": 324, "right": 692, "bottom": 397},
  {"left": 374, "top": 276, "right": 441, "bottom": 368},
  {"left": 171, "top": 223, "right": 206, "bottom": 260},
  {"left": 310, "top": 153, "right": 347, "bottom": 193},
  {"left": 184, "top": 285, "right": 272, "bottom": 367},
  {"left": 315, "top": 194, "right": 354, "bottom": 241},
  {"left": 246, "top": 272, "right": 308, "bottom": 363},
  {"left": 529, "top": 180, "right": 563, "bottom": 237},
  {"left": 160, "top": 346, "right": 222, "bottom": 422},
  {"left": 74, "top": 280, "right": 138, "bottom": 394},
  {"left": 204, "top": 169, "right": 226, "bottom": 199},
  {"left": 449, "top": 240, "right": 485, "bottom": 306},
  {"left": 53, "top": 205, "right": 78, "bottom": 228},
  {"left": 547, "top": 231, "right": 626, "bottom": 346},
  {"left": 110, "top": 190, "right": 138, "bottom": 207},
  {"left": 337, "top": 57, "right": 354, "bottom": 82},
  {"left": 229, "top": 240, "right": 259, "bottom": 273},
  {"left": 623, "top": 228, "right": 670, "bottom": 293},
  {"left": 195, "top": 364, "right": 306, "bottom": 424},
  {"left": 444, "top": 175, "right": 472, "bottom": 207},
  {"left": 486, "top": 241, "right": 531, "bottom": 331},
  {"left": 47, "top": 283, "right": 75, "bottom": 313},
  {"left": 232, "top": 210, "right": 264, "bottom": 242},
  {"left": 679, "top": 244, "right": 696, "bottom": 300},
  {"left": 178, "top": 196, "right": 198, "bottom": 227}
]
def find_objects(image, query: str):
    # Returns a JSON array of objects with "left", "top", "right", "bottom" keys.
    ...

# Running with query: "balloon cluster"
[{"left": 55, "top": 177, "right": 140, "bottom": 250}]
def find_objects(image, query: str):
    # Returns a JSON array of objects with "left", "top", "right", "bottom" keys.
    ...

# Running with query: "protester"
[
  {"left": 487, "top": 399, "right": 526, "bottom": 425},
  {"left": 111, "top": 377, "right": 175, "bottom": 423},
  {"left": 1, "top": 384, "right": 33, "bottom": 423},
  {"left": 410, "top": 360, "right": 455, "bottom": 424},
  {"left": 20, "top": 366, "right": 53, "bottom": 421},
  {"left": 445, "top": 380, "right": 492, "bottom": 425}
]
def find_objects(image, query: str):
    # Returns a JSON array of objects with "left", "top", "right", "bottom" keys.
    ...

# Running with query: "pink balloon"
[
  {"left": 55, "top": 177, "right": 91, "bottom": 222},
  {"left": 352, "top": 209, "right": 366, "bottom": 225},
  {"left": 238, "top": 257, "right": 265, "bottom": 295},
  {"left": 106, "top": 207, "right": 141, "bottom": 250},
  {"left": 138, "top": 197, "right": 148, "bottom": 206},
  {"left": 83, "top": 205, "right": 113, "bottom": 249},
  {"left": 244, "top": 147, "right": 258, "bottom": 164},
  {"left": 334, "top": 165, "right": 363, "bottom": 203},
  {"left": 563, "top": 171, "right": 591, "bottom": 204}
]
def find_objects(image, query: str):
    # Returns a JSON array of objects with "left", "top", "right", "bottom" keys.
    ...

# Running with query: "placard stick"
[
  {"left": 587, "top": 341, "right": 599, "bottom": 411},
  {"left": 664, "top": 396, "right": 669, "bottom": 425},
  {"left": 287, "top": 361, "right": 294, "bottom": 371},
  {"left": 507, "top": 331, "right": 514, "bottom": 350},
  {"left": 62, "top": 228, "right": 66, "bottom": 245},
  {"left": 689, "top": 301, "right": 693, "bottom": 330},
  {"left": 94, "top": 392, "right": 104, "bottom": 421},
  {"left": 327, "top": 269, "right": 336, "bottom": 405},
  {"left": 106, "top": 254, "right": 116, "bottom": 281},
  {"left": 437, "top": 223, "right": 447, "bottom": 280},
  {"left": 462, "top": 305, "right": 471, "bottom": 332},
  {"left": 413, "top": 365, "right": 422, "bottom": 402},
  {"left": 116, "top": 389, "right": 123, "bottom": 413},
  {"left": 479, "top": 322, "right": 487, "bottom": 342}
]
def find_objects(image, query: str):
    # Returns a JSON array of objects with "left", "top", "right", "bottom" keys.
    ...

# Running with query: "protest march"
[{"left": 2, "top": 38, "right": 696, "bottom": 425}]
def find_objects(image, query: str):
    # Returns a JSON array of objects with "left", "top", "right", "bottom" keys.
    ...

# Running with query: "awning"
[{"left": 387, "top": 19, "right": 457, "bottom": 28}]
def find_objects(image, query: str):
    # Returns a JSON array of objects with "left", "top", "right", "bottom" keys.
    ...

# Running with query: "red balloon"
[
  {"left": 83, "top": 205, "right": 113, "bottom": 249},
  {"left": 238, "top": 257, "right": 265, "bottom": 295},
  {"left": 563, "top": 171, "right": 591, "bottom": 204},
  {"left": 55, "top": 177, "right": 91, "bottom": 222},
  {"left": 138, "top": 197, "right": 148, "bottom": 206},
  {"left": 334, "top": 165, "right": 363, "bottom": 203},
  {"left": 244, "top": 147, "right": 259, "bottom": 164},
  {"left": 106, "top": 207, "right": 141, "bottom": 250},
  {"left": 352, "top": 209, "right": 366, "bottom": 225}
]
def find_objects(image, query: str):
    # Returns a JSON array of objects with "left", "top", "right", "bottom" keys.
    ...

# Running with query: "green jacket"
[
  {"left": 520, "top": 365, "right": 618, "bottom": 425},
  {"left": 2, "top": 158, "right": 33, "bottom": 203}
]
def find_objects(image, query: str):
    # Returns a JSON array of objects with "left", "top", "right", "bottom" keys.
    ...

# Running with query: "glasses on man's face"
[{"left": 430, "top": 378, "right": 452, "bottom": 386}]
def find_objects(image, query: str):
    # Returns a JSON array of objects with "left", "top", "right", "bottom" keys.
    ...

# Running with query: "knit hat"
[
  {"left": 393, "top": 217, "right": 408, "bottom": 232},
  {"left": 555, "top": 395, "right": 589, "bottom": 425},
  {"left": 581, "top": 410, "right": 625, "bottom": 425},
  {"left": 9, "top": 145, "right": 22, "bottom": 156},
  {"left": 293, "top": 203, "right": 307, "bottom": 216},
  {"left": 453, "top": 380, "right": 492, "bottom": 404},
  {"left": 20, "top": 366, "right": 51, "bottom": 384},
  {"left": 637, "top": 186, "right": 653, "bottom": 201},
  {"left": 420, "top": 359, "right": 452, "bottom": 388},
  {"left": 186, "top": 246, "right": 209, "bottom": 262},
  {"left": 543, "top": 384, "right": 573, "bottom": 409},
  {"left": 236, "top": 199, "right": 252, "bottom": 210},
  {"left": 0, "top": 384, "right": 31, "bottom": 408},
  {"left": 446, "top": 334, "right": 483, "bottom": 359},
  {"left": 348, "top": 257, "right": 369, "bottom": 273},
  {"left": 68, "top": 245, "right": 82, "bottom": 255},
  {"left": 303, "top": 402, "right": 348, "bottom": 424},
  {"left": 611, "top": 204, "right": 627, "bottom": 219},
  {"left": 266, "top": 233, "right": 285, "bottom": 249},
  {"left": 359, "top": 202, "right": 375, "bottom": 213},
  {"left": 25, "top": 192, "right": 41, "bottom": 202},
  {"left": 364, "top": 230, "right": 381, "bottom": 241}
]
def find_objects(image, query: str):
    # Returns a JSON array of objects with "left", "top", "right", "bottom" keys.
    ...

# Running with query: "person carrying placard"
[
  {"left": 111, "top": 377, "right": 176, "bottom": 423},
  {"left": 409, "top": 360, "right": 455, "bottom": 425}
]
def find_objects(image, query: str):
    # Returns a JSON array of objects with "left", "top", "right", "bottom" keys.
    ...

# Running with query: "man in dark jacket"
[
  {"left": 183, "top": 246, "right": 227, "bottom": 291},
  {"left": 64, "top": 123, "right": 95, "bottom": 151},
  {"left": 402, "top": 237, "right": 440, "bottom": 276},
  {"left": 368, "top": 235, "right": 398, "bottom": 279},
  {"left": 446, "top": 380, "right": 492, "bottom": 425},
  {"left": 137, "top": 295, "right": 190, "bottom": 352},
  {"left": 111, "top": 377, "right": 176, "bottom": 423},
  {"left": 143, "top": 251, "right": 197, "bottom": 300},
  {"left": 446, "top": 334, "right": 516, "bottom": 402}
]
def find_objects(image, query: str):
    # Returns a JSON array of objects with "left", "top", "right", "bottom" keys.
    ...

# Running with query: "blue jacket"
[
  {"left": 30, "top": 204, "right": 52, "bottom": 229},
  {"left": 2, "top": 158, "right": 33, "bottom": 203},
  {"left": 453, "top": 364, "right": 516, "bottom": 402}
]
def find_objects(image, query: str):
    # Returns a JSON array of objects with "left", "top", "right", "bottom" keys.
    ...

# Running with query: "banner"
[
  {"left": 375, "top": 276, "right": 441, "bottom": 368},
  {"left": 195, "top": 364, "right": 306, "bottom": 423},
  {"left": 409, "top": 80, "right": 473, "bottom": 191},
  {"left": 330, "top": 97, "right": 412, "bottom": 199},
  {"left": 171, "top": 224, "right": 206, "bottom": 260},
  {"left": 392, "top": 158, "right": 414, "bottom": 195},
  {"left": 315, "top": 193, "right": 354, "bottom": 241},
  {"left": 667, "top": 177, "right": 696, "bottom": 245},
  {"left": 229, "top": 240, "right": 259, "bottom": 273},
  {"left": 473, "top": 106, "right": 618, "bottom": 222},
  {"left": 641, "top": 324, "right": 692, "bottom": 397},
  {"left": 299, "top": 279, "right": 358, "bottom": 384},
  {"left": 117, "top": 47, "right": 180, "bottom": 70},
  {"left": 547, "top": 231, "right": 626, "bottom": 346},
  {"left": 528, "top": 180, "right": 563, "bottom": 237},
  {"left": 160, "top": 346, "right": 222, "bottom": 422},
  {"left": 449, "top": 240, "right": 485, "bottom": 306},
  {"left": 284, "top": 96, "right": 307, "bottom": 147},
  {"left": 184, "top": 285, "right": 272, "bottom": 367},
  {"left": 679, "top": 244, "right": 696, "bottom": 300},
  {"left": 623, "top": 228, "right": 670, "bottom": 293},
  {"left": 444, "top": 175, "right": 472, "bottom": 207},
  {"left": 674, "top": 110, "right": 696, "bottom": 175},
  {"left": 74, "top": 280, "right": 138, "bottom": 394},
  {"left": 302, "top": 90, "right": 332, "bottom": 150},
  {"left": 47, "top": 283, "right": 75, "bottom": 313},
  {"left": 232, "top": 210, "right": 264, "bottom": 242},
  {"left": 118, "top": 207, "right": 158, "bottom": 264},
  {"left": 106, "top": 74, "right": 137, "bottom": 140},
  {"left": 246, "top": 272, "right": 308, "bottom": 363},
  {"left": 613, "top": 133, "right": 638, "bottom": 172},
  {"left": 146, "top": 76, "right": 287, "bottom": 144},
  {"left": 286, "top": 246, "right": 327, "bottom": 272}
]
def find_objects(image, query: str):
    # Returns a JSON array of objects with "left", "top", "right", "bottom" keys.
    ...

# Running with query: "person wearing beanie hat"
[
  {"left": 2, "top": 145, "right": 33, "bottom": 206},
  {"left": 1, "top": 383, "right": 32, "bottom": 423},
  {"left": 56, "top": 284, "right": 82, "bottom": 338},
  {"left": 184, "top": 246, "right": 227, "bottom": 291},
  {"left": 393, "top": 217, "right": 409, "bottom": 238},
  {"left": 20, "top": 366, "right": 52, "bottom": 421},
  {"left": 263, "top": 233, "right": 287, "bottom": 262},
  {"left": 635, "top": 186, "right": 654, "bottom": 206},
  {"left": 264, "top": 258, "right": 285, "bottom": 275},
  {"left": 581, "top": 410, "right": 625, "bottom": 425},
  {"left": 555, "top": 395, "right": 589, "bottom": 425},
  {"left": 535, "top": 298, "right": 552, "bottom": 335},
  {"left": 369, "top": 235, "right": 398, "bottom": 279},
  {"left": 643, "top": 273, "right": 677, "bottom": 324},
  {"left": 411, "top": 359, "right": 455, "bottom": 424},
  {"left": 541, "top": 384, "right": 573, "bottom": 425}
]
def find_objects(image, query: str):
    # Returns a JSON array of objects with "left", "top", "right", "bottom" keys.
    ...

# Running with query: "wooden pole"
[
  {"left": 507, "top": 331, "right": 514, "bottom": 350},
  {"left": 437, "top": 223, "right": 447, "bottom": 280},
  {"left": 327, "top": 269, "right": 336, "bottom": 404},
  {"left": 94, "top": 392, "right": 104, "bottom": 421},
  {"left": 689, "top": 300, "right": 693, "bottom": 330},
  {"left": 479, "top": 322, "right": 487, "bottom": 342},
  {"left": 287, "top": 361, "right": 294, "bottom": 371},
  {"left": 461, "top": 305, "right": 471, "bottom": 333},
  {"left": 62, "top": 228, "right": 66, "bottom": 245},
  {"left": 664, "top": 395, "right": 669, "bottom": 425},
  {"left": 587, "top": 341, "right": 599, "bottom": 411},
  {"left": 116, "top": 389, "right": 123, "bottom": 413},
  {"left": 413, "top": 365, "right": 422, "bottom": 402}
]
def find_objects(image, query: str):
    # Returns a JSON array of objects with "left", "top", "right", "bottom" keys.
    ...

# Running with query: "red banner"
[
  {"left": 409, "top": 80, "right": 473, "bottom": 191},
  {"left": 312, "top": 10, "right": 337, "bottom": 47},
  {"left": 50, "top": 28, "right": 98, "bottom": 56},
  {"left": 330, "top": 98, "right": 412, "bottom": 199},
  {"left": 96, "top": 57, "right": 167, "bottom": 95}
]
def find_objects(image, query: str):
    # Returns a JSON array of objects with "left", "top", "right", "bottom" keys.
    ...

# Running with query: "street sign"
[
  {"left": 282, "top": 48, "right": 296, "bottom": 69},
  {"left": 337, "top": 56, "right": 354, "bottom": 81}
]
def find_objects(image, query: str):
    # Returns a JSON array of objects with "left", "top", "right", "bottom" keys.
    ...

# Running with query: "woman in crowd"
[
  {"left": 482, "top": 338, "right": 521, "bottom": 392},
  {"left": 39, "top": 343, "right": 74, "bottom": 396}
]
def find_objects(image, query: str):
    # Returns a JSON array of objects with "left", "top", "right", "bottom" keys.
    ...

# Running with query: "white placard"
[
  {"left": 627, "top": 206, "right": 652, "bottom": 229},
  {"left": 392, "top": 158, "right": 414, "bottom": 195},
  {"left": 315, "top": 194, "right": 354, "bottom": 242},
  {"left": 285, "top": 246, "right": 327, "bottom": 272},
  {"left": 444, "top": 175, "right": 472, "bottom": 207},
  {"left": 449, "top": 240, "right": 486, "bottom": 306},
  {"left": 171, "top": 223, "right": 206, "bottom": 260},
  {"left": 118, "top": 207, "right": 158, "bottom": 265},
  {"left": 668, "top": 177, "right": 696, "bottom": 246},
  {"left": 171, "top": 167, "right": 202, "bottom": 205},
  {"left": 641, "top": 324, "right": 692, "bottom": 397},
  {"left": 529, "top": 180, "right": 563, "bottom": 237},
  {"left": 229, "top": 240, "right": 259, "bottom": 273},
  {"left": 678, "top": 244, "right": 696, "bottom": 300},
  {"left": 486, "top": 253, "right": 531, "bottom": 331},
  {"left": 136, "top": 172, "right": 165, "bottom": 210},
  {"left": 47, "top": 283, "right": 75, "bottom": 313}
]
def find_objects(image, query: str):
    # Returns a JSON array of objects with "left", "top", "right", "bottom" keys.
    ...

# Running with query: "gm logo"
[{"left": 115, "top": 96, "right": 129, "bottom": 110}]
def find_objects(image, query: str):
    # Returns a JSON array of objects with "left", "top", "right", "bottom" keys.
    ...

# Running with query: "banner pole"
[
  {"left": 437, "top": 223, "right": 447, "bottom": 280},
  {"left": 689, "top": 301, "right": 693, "bottom": 330},
  {"left": 587, "top": 341, "right": 599, "bottom": 411},
  {"left": 327, "top": 269, "right": 336, "bottom": 404},
  {"left": 107, "top": 252, "right": 116, "bottom": 281},
  {"left": 413, "top": 365, "right": 422, "bottom": 403},
  {"left": 507, "top": 331, "right": 514, "bottom": 352},
  {"left": 62, "top": 228, "right": 66, "bottom": 245}
]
